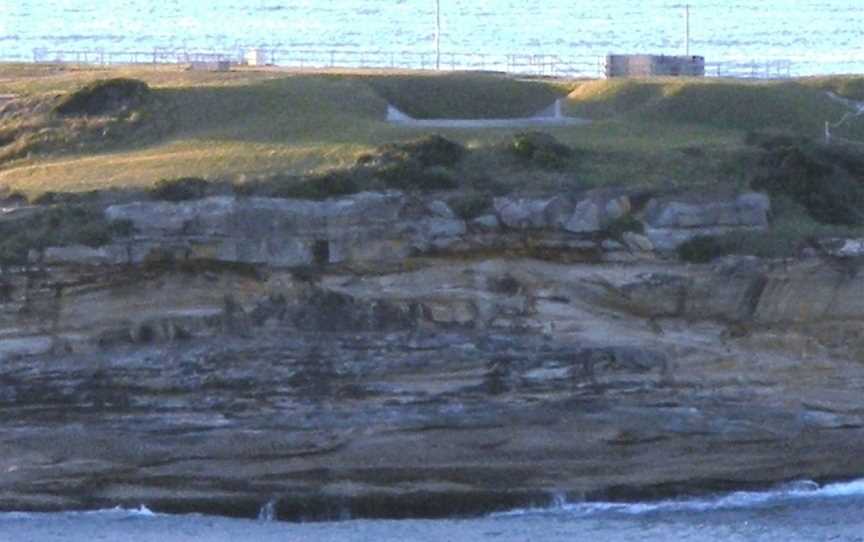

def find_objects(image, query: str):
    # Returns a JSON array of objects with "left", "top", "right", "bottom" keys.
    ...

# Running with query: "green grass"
[
  {"left": 565, "top": 77, "right": 864, "bottom": 137},
  {"left": 364, "top": 72, "right": 572, "bottom": 119},
  {"left": 1, "top": 65, "right": 864, "bottom": 200}
]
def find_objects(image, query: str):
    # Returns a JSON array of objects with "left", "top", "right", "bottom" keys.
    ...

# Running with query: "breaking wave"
[{"left": 496, "top": 478, "right": 864, "bottom": 517}]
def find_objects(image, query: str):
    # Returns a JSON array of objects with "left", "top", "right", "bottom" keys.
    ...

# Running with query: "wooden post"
[
  {"left": 435, "top": 0, "right": 441, "bottom": 70},
  {"left": 685, "top": 4, "right": 691, "bottom": 56}
]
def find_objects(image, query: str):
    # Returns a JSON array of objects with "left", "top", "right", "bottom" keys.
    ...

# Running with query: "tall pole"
[
  {"left": 685, "top": 4, "right": 690, "bottom": 57},
  {"left": 435, "top": 0, "right": 441, "bottom": 70}
]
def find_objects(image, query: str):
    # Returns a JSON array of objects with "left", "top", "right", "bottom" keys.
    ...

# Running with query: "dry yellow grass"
[
  {"left": 0, "top": 141, "right": 374, "bottom": 192},
  {"left": 2, "top": 64, "right": 862, "bottom": 197}
]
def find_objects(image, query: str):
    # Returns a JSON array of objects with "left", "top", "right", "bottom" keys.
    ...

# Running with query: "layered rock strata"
[{"left": 1, "top": 189, "right": 863, "bottom": 520}]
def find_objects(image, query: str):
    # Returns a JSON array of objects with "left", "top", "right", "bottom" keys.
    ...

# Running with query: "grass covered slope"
[
  {"left": 2, "top": 65, "right": 864, "bottom": 198},
  {"left": 0, "top": 67, "right": 574, "bottom": 194},
  {"left": 566, "top": 77, "right": 864, "bottom": 137},
  {"left": 366, "top": 72, "right": 572, "bottom": 119}
]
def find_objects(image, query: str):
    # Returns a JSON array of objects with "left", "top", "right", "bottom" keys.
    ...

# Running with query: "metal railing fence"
[{"left": 31, "top": 47, "right": 797, "bottom": 79}]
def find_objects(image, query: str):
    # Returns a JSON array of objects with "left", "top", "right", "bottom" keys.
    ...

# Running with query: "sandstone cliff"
[{"left": 1, "top": 189, "right": 863, "bottom": 520}]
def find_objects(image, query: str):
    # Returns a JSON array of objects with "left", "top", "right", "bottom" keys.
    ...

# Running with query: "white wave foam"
[
  {"left": 258, "top": 498, "right": 278, "bottom": 522},
  {"left": 495, "top": 478, "right": 864, "bottom": 518},
  {"left": 78, "top": 505, "right": 157, "bottom": 517},
  {"left": 819, "top": 478, "right": 864, "bottom": 497},
  {"left": 0, "top": 505, "right": 157, "bottom": 522}
]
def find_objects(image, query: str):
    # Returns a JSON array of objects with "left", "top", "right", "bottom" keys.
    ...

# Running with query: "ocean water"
[
  {"left": 1, "top": 1, "right": 864, "bottom": 75},
  {"left": 4, "top": 480, "right": 864, "bottom": 542}
]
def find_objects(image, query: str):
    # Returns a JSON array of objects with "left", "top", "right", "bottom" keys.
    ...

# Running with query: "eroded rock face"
[
  {"left": 642, "top": 192, "right": 771, "bottom": 250},
  {"left": 643, "top": 193, "right": 770, "bottom": 229},
  {"left": 24, "top": 189, "right": 775, "bottom": 273},
  {"left": 2, "top": 256, "right": 864, "bottom": 519},
  {"left": 3, "top": 189, "right": 864, "bottom": 520},
  {"left": 98, "top": 192, "right": 464, "bottom": 267}
]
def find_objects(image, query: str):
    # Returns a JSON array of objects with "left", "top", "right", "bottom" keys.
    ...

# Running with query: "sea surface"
[
  {"left": 1, "top": 1, "right": 864, "bottom": 75},
  {"left": 3, "top": 479, "right": 864, "bottom": 542}
]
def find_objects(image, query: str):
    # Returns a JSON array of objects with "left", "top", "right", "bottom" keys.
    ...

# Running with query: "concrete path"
[{"left": 386, "top": 98, "right": 590, "bottom": 128}]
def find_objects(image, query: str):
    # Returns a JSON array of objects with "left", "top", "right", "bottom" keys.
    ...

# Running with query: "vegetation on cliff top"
[
  {"left": 565, "top": 77, "right": 864, "bottom": 136},
  {"left": 53, "top": 78, "right": 152, "bottom": 117},
  {"left": 1, "top": 65, "right": 863, "bottom": 229},
  {"left": 0, "top": 204, "right": 132, "bottom": 264}
]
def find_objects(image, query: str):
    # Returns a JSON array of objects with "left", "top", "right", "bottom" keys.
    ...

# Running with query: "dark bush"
[
  {"left": 54, "top": 78, "right": 152, "bottom": 117},
  {"left": 0, "top": 205, "right": 133, "bottom": 265},
  {"left": 414, "top": 166, "right": 460, "bottom": 191},
  {"left": 676, "top": 235, "right": 735, "bottom": 263},
  {"left": 31, "top": 190, "right": 102, "bottom": 206},
  {"left": 149, "top": 177, "right": 211, "bottom": 202},
  {"left": 603, "top": 214, "right": 645, "bottom": 239},
  {"left": 272, "top": 170, "right": 363, "bottom": 200},
  {"left": 744, "top": 131, "right": 810, "bottom": 150},
  {"left": 488, "top": 275, "right": 522, "bottom": 296},
  {"left": 402, "top": 135, "right": 466, "bottom": 167},
  {"left": 751, "top": 140, "right": 864, "bottom": 226},
  {"left": 510, "top": 131, "right": 573, "bottom": 170},
  {"left": 466, "top": 173, "right": 511, "bottom": 196},
  {"left": 238, "top": 137, "right": 467, "bottom": 201},
  {"left": 449, "top": 193, "right": 493, "bottom": 220},
  {"left": 380, "top": 164, "right": 459, "bottom": 192},
  {"left": 359, "top": 135, "right": 466, "bottom": 169},
  {"left": 0, "top": 191, "right": 28, "bottom": 207}
]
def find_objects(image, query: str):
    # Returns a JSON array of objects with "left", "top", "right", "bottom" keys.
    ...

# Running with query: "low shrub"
[
  {"left": 149, "top": 177, "right": 211, "bottom": 202},
  {"left": 31, "top": 190, "right": 102, "bottom": 206},
  {"left": 0, "top": 205, "right": 133, "bottom": 265},
  {"left": 359, "top": 135, "right": 466, "bottom": 169},
  {"left": 380, "top": 164, "right": 459, "bottom": 192},
  {"left": 510, "top": 131, "right": 573, "bottom": 170},
  {"left": 0, "top": 191, "right": 28, "bottom": 207},
  {"left": 272, "top": 170, "right": 363, "bottom": 200},
  {"left": 676, "top": 235, "right": 736, "bottom": 263},
  {"left": 750, "top": 137, "right": 864, "bottom": 226},
  {"left": 448, "top": 193, "right": 493, "bottom": 220},
  {"left": 54, "top": 78, "right": 152, "bottom": 117},
  {"left": 603, "top": 213, "right": 645, "bottom": 240},
  {"left": 487, "top": 275, "right": 522, "bottom": 296}
]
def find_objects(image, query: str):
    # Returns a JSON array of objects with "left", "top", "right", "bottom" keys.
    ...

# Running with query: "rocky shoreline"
[{"left": 2, "top": 188, "right": 864, "bottom": 521}]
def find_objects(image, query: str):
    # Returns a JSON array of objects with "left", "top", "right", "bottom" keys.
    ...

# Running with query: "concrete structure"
[
  {"left": 244, "top": 49, "right": 268, "bottom": 67},
  {"left": 605, "top": 54, "right": 705, "bottom": 78},
  {"left": 187, "top": 60, "right": 231, "bottom": 72},
  {"left": 386, "top": 99, "right": 589, "bottom": 128}
]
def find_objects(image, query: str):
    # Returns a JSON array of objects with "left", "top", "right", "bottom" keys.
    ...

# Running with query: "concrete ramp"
[{"left": 386, "top": 98, "right": 589, "bottom": 128}]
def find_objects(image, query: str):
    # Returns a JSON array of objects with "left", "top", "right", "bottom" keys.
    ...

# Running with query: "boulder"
[
  {"left": 563, "top": 199, "right": 602, "bottom": 233},
  {"left": 605, "top": 196, "right": 632, "bottom": 221},
  {"left": 471, "top": 214, "right": 500, "bottom": 232},
  {"left": 0, "top": 336, "right": 54, "bottom": 361},
  {"left": 100, "top": 192, "right": 460, "bottom": 267},
  {"left": 493, "top": 197, "right": 557, "bottom": 229},
  {"left": 106, "top": 196, "right": 236, "bottom": 237},
  {"left": 32, "top": 245, "right": 120, "bottom": 266},
  {"left": 685, "top": 256, "right": 769, "bottom": 322},
  {"left": 619, "top": 273, "right": 692, "bottom": 317},
  {"left": 643, "top": 192, "right": 770, "bottom": 229},
  {"left": 622, "top": 232, "right": 654, "bottom": 252},
  {"left": 819, "top": 238, "right": 864, "bottom": 258},
  {"left": 427, "top": 200, "right": 457, "bottom": 219},
  {"left": 755, "top": 261, "right": 864, "bottom": 324}
]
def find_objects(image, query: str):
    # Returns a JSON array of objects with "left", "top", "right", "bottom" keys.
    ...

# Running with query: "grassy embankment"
[
  {"left": 2, "top": 64, "right": 864, "bottom": 260},
  {"left": 1, "top": 64, "right": 862, "bottom": 195}
]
